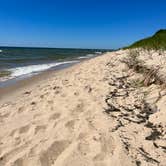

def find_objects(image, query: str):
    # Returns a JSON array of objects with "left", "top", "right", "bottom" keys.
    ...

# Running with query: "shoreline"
[
  {"left": 0, "top": 59, "right": 81, "bottom": 88},
  {"left": 0, "top": 54, "right": 103, "bottom": 101},
  {"left": 0, "top": 47, "right": 105, "bottom": 85},
  {"left": 0, "top": 53, "right": 104, "bottom": 89}
]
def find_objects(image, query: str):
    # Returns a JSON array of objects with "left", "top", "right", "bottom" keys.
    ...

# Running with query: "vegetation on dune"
[
  {"left": 125, "top": 29, "right": 166, "bottom": 50},
  {"left": 122, "top": 50, "right": 165, "bottom": 87}
]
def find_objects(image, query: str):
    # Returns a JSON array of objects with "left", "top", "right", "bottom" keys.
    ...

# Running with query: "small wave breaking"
[
  {"left": 77, "top": 53, "right": 98, "bottom": 59},
  {"left": 9, "top": 61, "right": 79, "bottom": 77}
]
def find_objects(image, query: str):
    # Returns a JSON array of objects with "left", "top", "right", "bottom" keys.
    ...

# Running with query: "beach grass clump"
[
  {"left": 0, "top": 70, "right": 11, "bottom": 77},
  {"left": 123, "top": 50, "right": 147, "bottom": 73},
  {"left": 123, "top": 50, "right": 164, "bottom": 87},
  {"left": 125, "top": 29, "right": 166, "bottom": 50}
]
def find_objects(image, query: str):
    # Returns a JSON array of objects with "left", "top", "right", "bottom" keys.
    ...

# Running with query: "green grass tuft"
[{"left": 125, "top": 29, "right": 166, "bottom": 50}]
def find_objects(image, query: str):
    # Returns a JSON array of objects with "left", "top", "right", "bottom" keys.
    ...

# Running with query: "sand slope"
[{"left": 0, "top": 50, "right": 166, "bottom": 166}]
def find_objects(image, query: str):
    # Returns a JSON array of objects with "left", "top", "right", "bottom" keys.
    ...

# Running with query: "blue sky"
[{"left": 0, "top": 0, "right": 165, "bottom": 49}]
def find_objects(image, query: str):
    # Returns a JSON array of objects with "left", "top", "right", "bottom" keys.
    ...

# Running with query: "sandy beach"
[{"left": 0, "top": 50, "right": 166, "bottom": 166}]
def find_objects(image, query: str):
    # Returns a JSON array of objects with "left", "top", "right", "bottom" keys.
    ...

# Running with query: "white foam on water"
[
  {"left": 77, "top": 56, "right": 88, "bottom": 59},
  {"left": 9, "top": 60, "right": 79, "bottom": 77},
  {"left": 86, "top": 54, "right": 96, "bottom": 57},
  {"left": 77, "top": 54, "right": 97, "bottom": 60},
  {"left": 95, "top": 51, "right": 102, "bottom": 54}
]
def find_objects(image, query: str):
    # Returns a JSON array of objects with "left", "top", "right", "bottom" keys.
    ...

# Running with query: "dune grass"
[
  {"left": 123, "top": 50, "right": 164, "bottom": 87},
  {"left": 125, "top": 29, "right": 166, "bottom": 50}
]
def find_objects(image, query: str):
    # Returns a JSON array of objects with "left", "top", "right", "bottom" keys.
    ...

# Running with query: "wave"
[
  {"left": 9, "top": 60, "right": 79, "bottom": 77},
  {"left": 95, "top": 51, "right": 102, "bottom": 54},
  {"left": 77, "top": 53, "right": 97, "bottom": 59},
  {"left": 86, "top": 54, "right": 96, "bottom": 57},
  {"left": 77, "top": 56, "right": 88, "bottom": 59},
  {"left": 0, "top": 50, "right": 3, "bottom": 53}
]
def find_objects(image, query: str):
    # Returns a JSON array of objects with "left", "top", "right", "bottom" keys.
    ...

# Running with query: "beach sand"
[{"left": 0, "top": 50, "right": 166, "bottom": 166}]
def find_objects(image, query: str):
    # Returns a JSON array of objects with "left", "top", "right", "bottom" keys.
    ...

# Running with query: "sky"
[{"left": 0, "top": 0, "right": 165, "bottom": 49}]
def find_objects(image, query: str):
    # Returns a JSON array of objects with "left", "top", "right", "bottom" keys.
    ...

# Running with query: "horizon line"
[{"left": 0, "top": 45, "right": 115, "bottom": 50}]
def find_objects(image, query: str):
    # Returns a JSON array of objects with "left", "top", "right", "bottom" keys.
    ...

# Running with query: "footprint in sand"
[
  {"left": 77, "top": 132, "right": 89, "bottom": 140},
  {"left": 93, "top": 134, "right": 115, "bottom": 161},
  {"left": 47, "top": 100, "right": 54, "bottom": 105},
  {"left": 39, "top": 140, "right": 70, "bottom": 166},
  {"left": 9, "top": 125, "right": 30, "bottom": 141},
  {"left": 49, "top": 113, "right": 61, "bottom": 121},
  {"left": 19, "top": 125, "right": 30, "bottom": 134},
  {"left": 33, "top": 113, "right": 41, "bottom": 119},
  {"left": 13, "top": 158, "right": 25, "bottom": 166},
  {"left": 77, "top": 141, "right": 90, "bottom": 156},
  {"left": 65, "top": 120, "right": 75, "bottom": 131},
  {"left": 71, "top": 101, "right": 84, "bottom": 116},
  {"left": 18, "top": 106, "right": 25, "bottom": 113},
  {"left": 0, "top": 142, "right": 29, "bottom": 166},
  {"left": 40, "top": 94, "right": 45, "bottom": 99},
  {"left": 9, "top": 129, "right": 17, "bottom": 137},
  {"left": 34, "top": 125, "right": 47, "bottom": 135}
]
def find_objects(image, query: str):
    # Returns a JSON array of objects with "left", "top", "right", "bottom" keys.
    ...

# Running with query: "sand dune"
[{"left": 0, "top": 50, "right": 166, "bottom": 166}]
